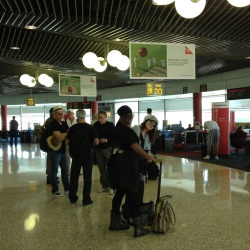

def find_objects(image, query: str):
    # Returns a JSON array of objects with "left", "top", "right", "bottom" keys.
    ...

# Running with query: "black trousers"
[{"left": 112, "top": 186, "right": 140, "bottom": 217}]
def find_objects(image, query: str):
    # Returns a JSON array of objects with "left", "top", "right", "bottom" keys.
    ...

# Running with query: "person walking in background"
[
  {"left": 203, "top": 120, "right": 220, "bottom": 160},
  {"left": 66, "top": 109, "right": 99, "bottom": 205},
  {"left": 93, "top": 111, "right": 115, "bottom": 195},
  {"left": 9, "top": 116, "right": 18, "bottom": 147},
  {"left": 143, "top": 108, "right": 152, "bottom": 121},
  {"left": 47, "top": 106, "right": 69, "bottom": 196},
  {"left": 109, "top": 105, "right": 163, "bottom": 238},
  {"left": 65, "top": 109, "right": 77, "bottom": 175}
]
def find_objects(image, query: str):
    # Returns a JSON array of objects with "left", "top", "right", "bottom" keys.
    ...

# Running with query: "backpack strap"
[{"left": 139, "top": 131, "right": 145, "bottom": 149}]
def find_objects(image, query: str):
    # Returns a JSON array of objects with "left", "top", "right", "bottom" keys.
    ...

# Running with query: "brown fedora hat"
[{"left": 46, "top": 135, "right": 62, "bottom": 151}]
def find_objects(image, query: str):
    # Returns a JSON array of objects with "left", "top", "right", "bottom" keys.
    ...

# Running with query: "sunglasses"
[
  {"left": 149, "top": 120, "right": 156, "bottom": 126},
  {"left": 124, "top": 113, "right": 134, "bottom": 119}
]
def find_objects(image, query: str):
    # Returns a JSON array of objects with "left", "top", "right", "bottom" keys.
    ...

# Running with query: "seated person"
[
  {"left": 232, "top": 126, "right": 248, "bottom": 148},
  {"left": 186, "top": 124, "right": 194, "bottom": 130}
]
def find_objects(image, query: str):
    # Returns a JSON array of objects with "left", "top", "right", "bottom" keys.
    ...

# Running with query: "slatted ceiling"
[{"left": 1, "top": 0, "right": 250, "bottom": 96}]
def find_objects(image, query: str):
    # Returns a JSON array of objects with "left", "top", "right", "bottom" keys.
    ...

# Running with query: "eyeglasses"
[
  {"left": 149, "top": 120, "right": 156, "bottom": 126},
  {"left": 124, "top": 113, "right": 134, "bottom": 119}
]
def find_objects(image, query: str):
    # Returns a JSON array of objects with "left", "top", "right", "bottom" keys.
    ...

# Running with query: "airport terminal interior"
[
  {"left": 1, "top": 141, "right": 250, "bottom": 249},
  {"left": 1, "top": 0, "right": 250, "bottom": 249}
]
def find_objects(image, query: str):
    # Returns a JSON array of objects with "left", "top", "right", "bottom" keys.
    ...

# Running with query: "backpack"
[
  {"left": 39, "top": 126, "right": 49, "bottom": 152},
  {"left": 69, "top": 124, "right": 91, "bottom": 158}
]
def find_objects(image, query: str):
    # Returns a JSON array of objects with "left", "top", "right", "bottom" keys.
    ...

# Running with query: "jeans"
[
  {"left": 69, "top": 157, "right": 93, "bottom": 203},
  {"left": 95, "top": 147, "right": 111, "bottom": 188},
  {"left": 48, "top": 149, "right": 69, "bottom": 193},
  {"left": 10, "top": 129, "right": 18, "bottom": 146}
]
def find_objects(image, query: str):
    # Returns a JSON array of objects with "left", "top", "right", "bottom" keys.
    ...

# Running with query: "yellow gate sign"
[{"left": 146, "top": 83, "right": 164, "bottom": 96}]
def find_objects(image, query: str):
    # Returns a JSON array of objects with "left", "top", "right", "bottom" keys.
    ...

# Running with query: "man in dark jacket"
[
  {"left": 66, "top": 109, "right": 99, "bottom": 205},
  {"left": 93, "top": 111, "right": 115, "bottom": 195}
]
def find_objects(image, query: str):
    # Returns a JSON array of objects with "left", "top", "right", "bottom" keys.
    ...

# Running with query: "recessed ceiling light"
[
  {"left": 10, "top": 46, "right": 20, "bottom": 50},
  {"left": 25, "top": 25, "right": 38, "bottom": 30},
  {"left": 113, "top": 38, "right": 123, "bottom": 41}
]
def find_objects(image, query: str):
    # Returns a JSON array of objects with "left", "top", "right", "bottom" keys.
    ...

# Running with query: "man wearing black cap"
[{"left": 109, "top": 105, "right": 163, "bottom": 238}]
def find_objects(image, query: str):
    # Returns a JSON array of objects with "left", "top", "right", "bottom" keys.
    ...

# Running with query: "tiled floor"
[{"left": 1, "top": 142, "right": 250, "bottom": 250}]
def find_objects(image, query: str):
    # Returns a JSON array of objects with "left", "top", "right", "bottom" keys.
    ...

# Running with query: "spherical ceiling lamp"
[
  {"left": 175, "top": 0, "right": 206, "bottom": 19},
  {"left": 26, "top": 76, "right": 36, "bottom": 87},
  {"left": 116, "top": 55, "right": 130, "bottom": 71},
  {"left": 152, "top": 0, "right": 175, "bottom": 5},
  {"left": 107, "top": 50, "right": 122, "bottom": 67},
  {"left": 94, "top": 57, "right": 107, "bottom": 72},
  {"left": 227, "top": 0, "right": 250, "bottom": 7},
  {"left": 38, "top": 74, "right": 49, "bottom": 85},
  {"left": 43, "top": 76, "right": 54, "bottom": 87},
  {"left": 20, "top": 74, "right": 31, "bottom": 85},
  {"left": 82, "top": 52, "right": 98, "bottom": 69}
]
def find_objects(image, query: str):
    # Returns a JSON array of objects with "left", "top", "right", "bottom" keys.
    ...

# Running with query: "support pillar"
[
  {"left": 1, "top": 105, "right": 7, "bottom": 130},
  {"left": 193, "top": 93, "right": 202, "bottom": 128},
  {"left": 91, "top": 101, "right": 98, "bottom": 118}
]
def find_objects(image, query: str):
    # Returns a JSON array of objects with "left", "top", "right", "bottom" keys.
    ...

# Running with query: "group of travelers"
[{"left": 43, "top": 104, "right": 163, "bottom": 238}]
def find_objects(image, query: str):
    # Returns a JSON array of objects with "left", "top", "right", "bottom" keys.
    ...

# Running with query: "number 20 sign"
[{"left": 146, "top": 83, "right": 164, "bottom": 96}]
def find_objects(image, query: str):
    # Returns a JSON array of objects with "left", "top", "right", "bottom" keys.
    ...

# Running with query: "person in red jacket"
[{"left": 232, "top": 126, "right": 248, "bottom": 148}]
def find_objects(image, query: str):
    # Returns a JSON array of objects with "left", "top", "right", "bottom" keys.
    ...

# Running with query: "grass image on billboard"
[
  {"left": 130, "top": 43, "right": 167, "bottom": 78},
  {"left": 60, "top": 75, "right": 81, "bottom": 95}
]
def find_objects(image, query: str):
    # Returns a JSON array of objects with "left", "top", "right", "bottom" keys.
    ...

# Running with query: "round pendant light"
[
  {"left": 26, "top": 76, "right": 36, "bottom": 87},
  {"left": 43, "top": 76, "right": 54, "bottom": 87},
  {"left": 94, "top": 57, "right": 107, "bottom": 72},
  {"left": 107, "top": 50, "right": 122, "bottom": 67},
  {"left": 20, "top": 74, "right": 31, "bottom": 85},
  {"left": 175, "top": 0, "right": 206, "bottom": 19},
  {"left": 152, "top": 0, "right": 175, "bottom": 5},
  {"left": 116, "top": 55, "right": 130, "bottom": 71},
  {"left": 82, "top": 52, "right": 98, "bottom": 69},
  {"left": 227, "top": 0, "right": 250, "bottom": 7}
]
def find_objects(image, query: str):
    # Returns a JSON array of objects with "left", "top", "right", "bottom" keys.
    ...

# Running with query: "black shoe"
[
  {"left": 82, "top": 200, "right": 93, "bottom": 206},
  {"left": 70, "top": 196, "right": 78, "bottom": 204}
]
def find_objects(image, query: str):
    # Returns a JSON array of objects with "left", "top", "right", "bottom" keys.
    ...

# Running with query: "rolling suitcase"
[{"left": 151, "top": 162, "right": 176, "bottom": 234}]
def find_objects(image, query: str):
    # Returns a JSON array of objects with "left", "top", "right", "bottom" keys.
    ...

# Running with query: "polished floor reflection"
[{"left": 1, "top": 142, "right": 250, "bottom": 249}]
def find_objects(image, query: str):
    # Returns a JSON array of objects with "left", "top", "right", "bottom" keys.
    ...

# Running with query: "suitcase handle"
[{"left": 157, "top": 162, "right": 162, "bottom": 202}]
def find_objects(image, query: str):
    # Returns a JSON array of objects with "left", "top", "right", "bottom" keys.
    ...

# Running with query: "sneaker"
[
  {"left": 203, "top": 155, "right": 210, "bottom": 160},
  {"left": 52, "top": 191, "right": 64, "bottom": 197},
  {"left": 215, "top": 156, "right": 219, "bottom": 160},
  {"left": 97, "top": 187, "right": 109, "bottom": 193},
  {"left": 109, "top": 189, "right": 114, "bottom": 195}
]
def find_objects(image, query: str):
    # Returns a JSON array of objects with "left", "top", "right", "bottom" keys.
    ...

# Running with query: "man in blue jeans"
[
  {"left": 66, "top": 109, "right": 99, "bottom": 205},
  {"left": 47, "top": 106, "right": 69, "bottom": 197}
]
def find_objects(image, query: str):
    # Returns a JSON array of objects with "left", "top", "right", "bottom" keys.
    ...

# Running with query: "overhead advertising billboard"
[
  {"left": 129, "top": 42, "right": 195, "bottom": 80},
  {"left": 59, "top": 74, "right": 97, "bottom": 97}
]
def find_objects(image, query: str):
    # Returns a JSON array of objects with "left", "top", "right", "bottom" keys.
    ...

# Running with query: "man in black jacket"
[
  {"left": 93, "top": 111, "right": 115, "bottom": 195},
  {"left": 66, "top": 109, "right": 99, "bottom": 205}
]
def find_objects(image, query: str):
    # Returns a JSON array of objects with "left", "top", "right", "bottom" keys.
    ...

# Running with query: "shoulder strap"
[{"left": 139, "top": 132, "right": 144, "bottom": 149}]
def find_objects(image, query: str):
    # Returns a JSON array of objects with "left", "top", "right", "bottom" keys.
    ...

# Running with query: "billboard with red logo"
[
  {"left": 59, "top": 74, "right": 96, "bottom": 97},
  {"left": 129, "top": 42, "right": 195, "bottom": 79},
  {"left": 212, "top": 102, "right": 230, "bottom": 155}
]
